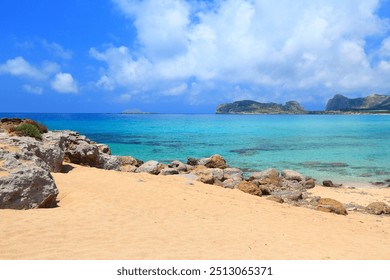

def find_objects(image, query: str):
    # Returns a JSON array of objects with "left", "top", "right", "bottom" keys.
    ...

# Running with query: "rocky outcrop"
[
  {"left": 326, "top": 94, "right": 390, "bottom": 111},
  {"left": 317, "top": 198, "right": 348, "bottom": 215},
  {"left": 0, "top": 118, "right": 145, "bottom": 209},
  {"left": 216, "top": 100, "right": 306, "bottom": 114}
]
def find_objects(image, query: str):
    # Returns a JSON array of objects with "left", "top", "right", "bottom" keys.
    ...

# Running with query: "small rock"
[
  {"left": 223, "top": 168, "right": 243, "bottom": 179},
  {"left": 266, "top": 196, "right": 284, "bottom": 203},
  {"left": 305, "top": 178, "right": 316, "bottom": 189},
  {"left": 159, "top": 168, "right": 179, "bottom": 175},
  {"left": 192, "top": 168, "right": 214, "bottom": 185},
  {"left": 237, "top": 181, "right": 262, "bottom": 196},
  {"left": 322, "top": 180, "right": 335, "bottom": 187},
  {"left": 317, "top": 198, "right": 348, "bottom": 215},
  {"left": 221, "top": 178, "right": 237, "bottom": 189},
  {"left": 135, "top": 160, "right": 162, "bottom": 175},
  {"left": 96, "top": 144, "right": 111, "bottom": 155},
  {"left": 366, "top": 202, "right": 390, "bottom": 215},
  {"left": 258, "top": 185, "right": 272, "bottom": 195},
  {"left": 168, "top": 160, "right": 187, "bottom": 172},
  {"left": 187, "top": 157, "right": 199, "bottom": 166},
  {"left": 249, "top": 168, "right": 279, "bottom": 181},
  {"left": 119, "top": 155, "right": 143, "bottom": 168},
  {"left": 281, "top": 169, "right": 305, "bottom": 182},
  {"left": 204, "top": 154, "right": 228, "bottom": 169}
]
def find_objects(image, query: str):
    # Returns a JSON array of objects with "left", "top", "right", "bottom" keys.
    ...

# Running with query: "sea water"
[{"left": 2, "top": 113, "right": 390, "bottom": 183}]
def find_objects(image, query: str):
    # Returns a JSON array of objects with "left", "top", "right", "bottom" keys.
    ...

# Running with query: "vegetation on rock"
[{"left": 14, "top": 123, "right": 42, "bottom": 139}]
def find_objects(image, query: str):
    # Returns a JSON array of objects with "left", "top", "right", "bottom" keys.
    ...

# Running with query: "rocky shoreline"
[{"left": 1, "top": 118, "right": 389, "bottom": 216}]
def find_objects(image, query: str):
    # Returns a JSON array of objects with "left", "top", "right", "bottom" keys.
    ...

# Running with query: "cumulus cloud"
[
  {"left": 51, "top": 72, "right": 78, "bottom": 93},
  {"left": 0, "top": 56, "right": 79, "bottom": 94},
  {"left": 92, "top": 0, "right": 390, "bottom": 104},
  {"left": 0, "top": 56, "right": 46, "bottom": 79}
]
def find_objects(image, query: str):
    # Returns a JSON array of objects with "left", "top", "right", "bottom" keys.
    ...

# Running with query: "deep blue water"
[{"left": 1, "top": 113, "right": 390, "bottom": 183}]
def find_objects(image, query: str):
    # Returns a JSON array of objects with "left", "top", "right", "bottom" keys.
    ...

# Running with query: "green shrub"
[
  {"left": 23, "top": 119, "right": 48, "bottom": 133},
  {"left": 14, "top": 123, "right": 42, "bottom": 139}
]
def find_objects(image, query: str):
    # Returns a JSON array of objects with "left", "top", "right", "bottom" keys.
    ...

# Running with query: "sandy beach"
[{"left": 0, "top": 163, "right": 389, "bottom": 260}]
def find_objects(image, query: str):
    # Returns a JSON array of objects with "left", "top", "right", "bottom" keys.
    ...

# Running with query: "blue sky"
[{"left": 1, "top": 0, "right": 390, "bottom": 113}]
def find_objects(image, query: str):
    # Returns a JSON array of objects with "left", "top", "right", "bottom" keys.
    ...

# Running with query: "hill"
[
  {"left": 216, "top": 100, "right": 306, "bottom": 114},
  {"left": 326, "top": 94, "right": 390, "bottom": 111}
]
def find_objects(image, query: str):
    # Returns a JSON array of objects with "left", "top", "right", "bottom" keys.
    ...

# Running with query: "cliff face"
[
  {"left": 216, "top": 100, "right": 306, "bottom": 114},
  {"left": 326, "top": 94, "right": 390, "bottom": 111}
]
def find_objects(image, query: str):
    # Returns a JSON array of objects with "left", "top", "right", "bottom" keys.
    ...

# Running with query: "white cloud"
[
  {"left": 0, "top": 56, "right": 60, "bottom": 80},
  {"left": 23, "top": 84, "right": 43, "bottom": 95},
  {"left": 0, "top": 56, "right": 46, "bottom": 79},
  {"left": 42, "top": 40, "right": 73, "bottom": 60},
  {"left": 92, "top": 0, "right": 390, "bottom": 103},
  {"left": 51, "top": 72, "right": 78, "bottom": 93},
  {"left": 380, "top": 37, "right": 390, "bottom": 57}
]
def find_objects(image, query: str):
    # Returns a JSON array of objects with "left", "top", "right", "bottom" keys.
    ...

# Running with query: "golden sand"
[{"left": 0, "top": 164, "right": 389, "bottom": 260}]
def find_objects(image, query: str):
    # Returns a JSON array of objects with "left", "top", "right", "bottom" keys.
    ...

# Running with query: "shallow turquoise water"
[{"left": 2, "top": 113, "right": 390, "bottom": 183}]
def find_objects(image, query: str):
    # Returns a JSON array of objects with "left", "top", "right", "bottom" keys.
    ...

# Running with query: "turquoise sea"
[{"left": 1, "top": 113, "right": 390, "bottom": 183}]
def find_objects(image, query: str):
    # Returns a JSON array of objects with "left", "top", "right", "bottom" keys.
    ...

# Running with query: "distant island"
[
  {"left": 121, "top": 109, "right": 155, "bottom": 114},
  {"left": 216, "top": 100, "right": 306, "bottom": 114},
  {"left": 216, "top": 94, "right": 390, "bottom": 114},
  {"left": 326, "top": 94, "right": 390, "bottom": 111}
]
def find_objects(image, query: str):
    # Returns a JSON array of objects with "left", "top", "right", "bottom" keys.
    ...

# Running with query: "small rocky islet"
[
  {"left": 0, "top": 117, "right": 389, "bottom": 217},
  {"left": 216, "top": 93, "right": 390, "bottom": 114}
]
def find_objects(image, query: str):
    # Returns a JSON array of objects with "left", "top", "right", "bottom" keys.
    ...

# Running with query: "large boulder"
[
  {"left": 0, "top": 166, "right": 58, "bottom": 209},
  {"left": 317, "top": 198, "right": 348, "bottom": 215},
  {"left": 0, "top": 145, "right": 58, "bottom": 209}
]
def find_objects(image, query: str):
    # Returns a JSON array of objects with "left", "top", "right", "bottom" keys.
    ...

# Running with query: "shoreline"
[{"left": 1, "top": 117, "right": 390, "bottom": 259}]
